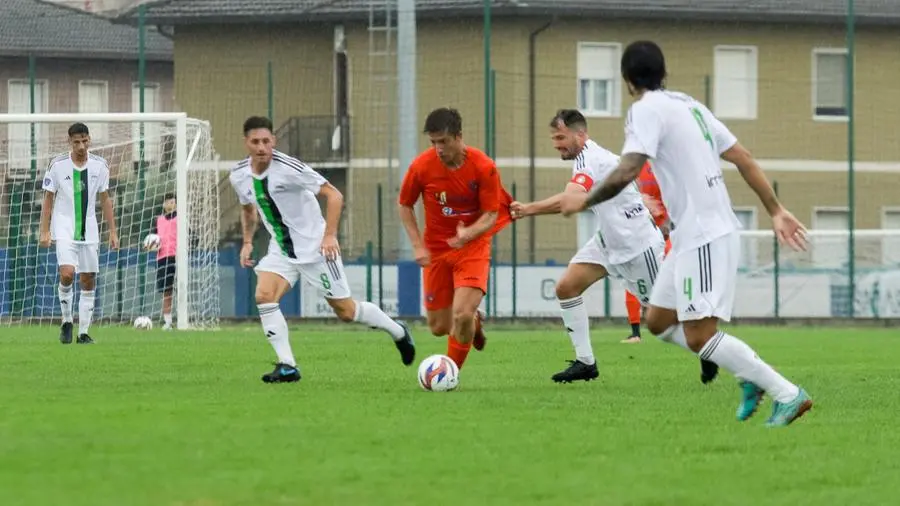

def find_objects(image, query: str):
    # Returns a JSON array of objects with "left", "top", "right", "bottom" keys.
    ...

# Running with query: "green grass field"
[{"left": 1, "top": 323, "right": 897, "bottom": 506}]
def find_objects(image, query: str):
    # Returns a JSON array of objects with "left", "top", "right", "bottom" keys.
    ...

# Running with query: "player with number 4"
[
  {"left": 558, "top": 41, "right": 812, "bottom": 427},
  {"left": 510, "top": 109, "right": 715, "bottom": 384},
  {"left": 229, "top": 116, "right": 416, "bottom": 384}
]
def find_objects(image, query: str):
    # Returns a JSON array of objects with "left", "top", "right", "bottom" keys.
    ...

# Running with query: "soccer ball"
[
  {"left": 142, "top": 233, "right": 161, "bottom": 250},
  {"left": 133, "top": 316, "right": 153, "bottom": 330},
  {"left": 417, "top": 354, "right": 459, "bottom": 392}
]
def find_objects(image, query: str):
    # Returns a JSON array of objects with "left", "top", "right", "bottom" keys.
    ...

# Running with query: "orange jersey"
[
  {"left": 636, "top": 162, "right": 669, "bottom": 228},
  {"left": 398, "top": 147, "right": 512, "bottom": 255}
]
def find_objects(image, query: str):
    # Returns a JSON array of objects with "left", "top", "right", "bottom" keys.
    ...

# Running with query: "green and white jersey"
[
  {"left": 229, "top": 150, "right": 328, "bottom": 263},
  {"left": 41, "top": 153, "right": 110, "bottom": 244}
]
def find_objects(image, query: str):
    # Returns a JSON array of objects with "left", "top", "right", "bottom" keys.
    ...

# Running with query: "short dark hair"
[
  {"left": 550, "top": 109, "right": 587, "bottom": 131},
  {"left": 68, "top": 122, "right": 89, "bottom": 137},
  {"left": 163, "top": 193, "right": 175, "bottom": 201},
  {"left": 621, "top": 41, "right": 667, "bottom": 92},
  {"left": 243, "top": 116, "right": 273, "bottom": 136},
  {"left": 423, "top": 108, "right": 462, "bottom": 136}
]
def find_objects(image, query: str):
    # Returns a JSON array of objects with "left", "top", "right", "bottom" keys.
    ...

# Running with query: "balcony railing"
[{"left": 275, "top": 115, "right": 350, "bottom": 165}]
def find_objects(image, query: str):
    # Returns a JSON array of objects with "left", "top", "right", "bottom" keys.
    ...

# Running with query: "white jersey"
[
  {"left": 570, "top": 139, "right": 660, "bottom": 265},
  {"left": 230, "top": 150, "right": 329, "bottom": 263},
  {"left": 42, "top": 153, "right": 110, "bottom": 244},
  {"left": 622, "top": 89, "right": 743, "bottom": 253}
]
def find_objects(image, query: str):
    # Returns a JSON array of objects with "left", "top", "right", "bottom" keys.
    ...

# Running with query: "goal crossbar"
[
  {"left": 0, "top": 112, "right": 188, "bottom": 124},
  {"left": 0, "top": 112, "right": 194, "bottom": 329}
]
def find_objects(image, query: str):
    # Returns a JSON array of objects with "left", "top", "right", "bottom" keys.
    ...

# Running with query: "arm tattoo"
[{"left": 584, "top": 153, "right": 648, "bottom": 208}]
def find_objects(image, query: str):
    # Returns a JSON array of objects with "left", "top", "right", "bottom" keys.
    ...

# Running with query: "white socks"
[
  {"left": 78, "top": 290, "right": 95, "bottom": 335},
  {"left": 353, "top": 301, "right": 405, "bottom": 340},
  {"left": 58, "top": 283, "right": 74, "bottom": 323},
  {"left": 258, "top": 303, "right": 296, "bottom": 367},
  {"left": 164, "top": 313, "right": 173, "bottom": 326},
  {"left": 559, "top": 296, "right": 595, "bottom": 365},
  {"left": 699, "top": 331, "right": 800, "bottom": 403}
]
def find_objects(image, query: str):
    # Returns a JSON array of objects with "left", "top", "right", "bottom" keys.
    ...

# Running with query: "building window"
[
  {"left": 812, "top": 48, "right": 848, "bottom": 119},
  {"left": 713, "top": 46, "right": 757, "bottom": 120},
  {"left": 78, "top": 80, "right": 109, "bottom": 143},
  {"left": 733, "top": 207, "right": 758, "bottom": 268},
  {"left": 882, "top": 208, "right": 900, "bottom": 266},
  {"left": 7, "top": 79, "right": 49, "bottom": 173},
  {"left": 132, "top": 82, "right": 161, "bottom": 161},
  {"left": 577, "top": 43, "right": 620, "bottom": 117},
  {"left": 812, "top": 207, "right": 849, "bottom": 269}
]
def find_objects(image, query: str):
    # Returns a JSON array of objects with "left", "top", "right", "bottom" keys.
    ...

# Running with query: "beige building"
[{"left": 124, "top": 0, "right": 900, "bottom": 264}]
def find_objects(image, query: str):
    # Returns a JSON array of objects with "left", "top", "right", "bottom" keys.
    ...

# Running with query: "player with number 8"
[{"left": 229, "top": 116, "right": 416, "bottom": 384}]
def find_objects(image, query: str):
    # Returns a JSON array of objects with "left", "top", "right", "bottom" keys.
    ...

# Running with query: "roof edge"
[{"left": 115, "top": 5, "right": 900, "bottom": 26}]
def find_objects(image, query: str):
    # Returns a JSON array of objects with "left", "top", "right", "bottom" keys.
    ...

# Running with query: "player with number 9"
[{"left": 229, "top": 116, "right": 416, "bottom": 384}]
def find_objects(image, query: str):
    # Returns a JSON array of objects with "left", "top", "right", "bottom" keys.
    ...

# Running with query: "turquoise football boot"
[
  {"left": 765, "top": 388, "right": 813, "bottom": 427},
  {"left": 736, "top": 381, "right": 765, "bottom": 421}
]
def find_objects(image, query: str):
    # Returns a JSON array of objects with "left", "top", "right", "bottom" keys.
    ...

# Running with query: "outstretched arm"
[{"left": 515, "top": 184, "right": 586, "bottom": 217}]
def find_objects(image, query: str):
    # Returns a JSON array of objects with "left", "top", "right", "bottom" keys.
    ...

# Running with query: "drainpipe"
[{"left": 528, "top": 18, "right": 554, "bottom": 264}]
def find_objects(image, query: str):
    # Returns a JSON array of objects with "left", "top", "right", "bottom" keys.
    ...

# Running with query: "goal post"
[{"left": 0, "top": 112, "right": 220, "bottom": 329}]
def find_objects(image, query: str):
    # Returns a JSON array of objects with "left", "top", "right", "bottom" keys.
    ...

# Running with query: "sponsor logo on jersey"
[{"left": 623, "top": 203, "right": 646, "bottom": 219}]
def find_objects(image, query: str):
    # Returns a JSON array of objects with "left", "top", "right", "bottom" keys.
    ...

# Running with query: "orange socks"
[
  {"left": 447, "top": 336, "right": 472, "bottom": 369},
  {"left": 625, "top": 291, "right": 642, "bottom": 325}
]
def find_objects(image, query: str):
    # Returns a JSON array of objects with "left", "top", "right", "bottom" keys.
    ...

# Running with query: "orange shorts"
[{"left": 423, "top": 241, "right": 490, "bottom": 311}]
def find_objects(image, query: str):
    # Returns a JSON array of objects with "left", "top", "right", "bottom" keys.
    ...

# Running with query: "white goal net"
[{"left": 0, "top": 113, "right": 221, "bottom": 329}]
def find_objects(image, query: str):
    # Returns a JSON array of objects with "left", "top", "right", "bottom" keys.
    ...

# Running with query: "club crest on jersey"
[
  {"left": 442, "top": 207, "right": 455, "bottom": 216},
  {"left": 468, "top": 180, "right": 479, "bottom": 191},
  {"left": 435, "top": 191, "right": 447, "bottom": 205}
]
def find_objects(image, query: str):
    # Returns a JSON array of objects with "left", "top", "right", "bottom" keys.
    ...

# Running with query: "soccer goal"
[{"left": 0, "top": 112, "right": 221, "bottom": 329}]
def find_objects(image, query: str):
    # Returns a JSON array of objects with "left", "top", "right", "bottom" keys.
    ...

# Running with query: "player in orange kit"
[
  {"left": 398, "top": 107, "right": 513, "bottom": 369},
  {"left": 622, "top": 162, "right": 720, "bottom": 384},
  {"left": 621, "top": 162, "right": 671, "bottom": 343}
]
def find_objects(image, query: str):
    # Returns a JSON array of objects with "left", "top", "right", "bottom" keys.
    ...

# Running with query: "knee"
[
  {"left": 555, "top": 280, "right": 579, "bottom": 301},
  {"left": 683, "top": 323, "right": 717, "bottom": 352},
  {"left": 646, "top": 307, "right": 677, "bottom": 337},
  {"left": 428, "top": 318, "right": 450, "bottom": 337},
  {"left": 59, "top": 268, "right": 75, "bottom": 286},
  {"left": 452, "top": 306, "right": 476, "bottom": 327},
  {"left": 255, "top": 289, "right": 278, "bottom": 305},
  {"left": 647, "top": 318, "right": 669, "bottom": 337},
  {"left": 330, "top": 299, "right": 356, "bottom": 322},
  {"left": 80, "top": 275, "right": 96, "bottom": 291}
]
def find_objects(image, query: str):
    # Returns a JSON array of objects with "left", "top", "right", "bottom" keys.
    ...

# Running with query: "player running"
[
  {"left": 230, "top": 116, "right": 415, "bottom": 384},
  {"left": 510, "top": 109, "right": 712, "bottom": 384},
  {"left": 144, "top": 193, "right": 177, "bottom": 330},
  {"left": 560, "top": 41, "right": 812, "bottom": 426},
  {"left": 398, "top": 107, "right": 512, "bottom": 370},
  {"left": 39, "top": 122, "right": 119, "bottom": 344}
]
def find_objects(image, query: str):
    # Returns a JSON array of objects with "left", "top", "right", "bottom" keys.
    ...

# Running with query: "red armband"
[{"left": 570, "top": 173, "right": 594, "bottom": 191}]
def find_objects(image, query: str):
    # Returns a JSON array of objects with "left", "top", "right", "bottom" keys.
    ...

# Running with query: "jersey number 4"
[{"left": 690, "top": 107, "right": 715, "bottom": 153}]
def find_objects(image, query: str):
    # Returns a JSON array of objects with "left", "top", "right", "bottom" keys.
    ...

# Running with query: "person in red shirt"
[
  {"left": 622, "top": 162, "right": 671, "bottom": 343},
  {"left": 398, "top": 108, "right": 512, "bottom": 369}
]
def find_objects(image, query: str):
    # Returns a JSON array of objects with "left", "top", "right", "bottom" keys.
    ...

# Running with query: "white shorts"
[
  {"left": 649, "top": 232, "right": 740, "bottom": 322},
  {"left": 56, "top": 241, "right": 99, "bottom": 273},
  {"left": 570, "top": 235, "right": 666, "bottom": 305},
  {"left": 254, "top": 253, "right": 352, "bottom": 299}
]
